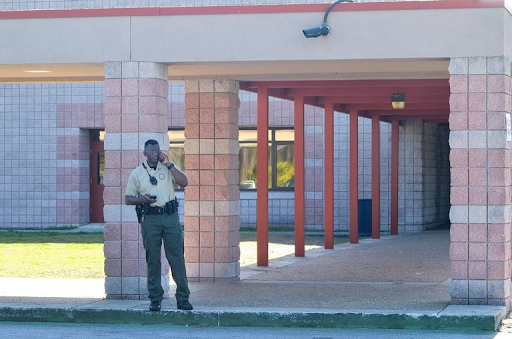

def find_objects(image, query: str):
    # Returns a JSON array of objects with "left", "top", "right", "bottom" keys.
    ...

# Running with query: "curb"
[{"left": 0, "top": 305, "right": 505, "bottom": 331}]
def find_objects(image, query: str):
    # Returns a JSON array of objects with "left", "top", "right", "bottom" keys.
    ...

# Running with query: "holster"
[
  {"left": 165, "top": 198, "right": 179, "bottom": 215},
  {"left": 135, "top": 203, "right": 149, "bottom": 223}
]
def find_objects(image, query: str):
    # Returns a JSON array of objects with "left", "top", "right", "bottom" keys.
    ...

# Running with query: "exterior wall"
[
  {"left": 423, "top": 122, "right": 451, "bottom": 228},
  {"left": 398, "top": 120, "right": 451, "bottom": 232},
  {"left": 0, "top": 81, "right": 450, "bottom": 233},
  {"left": 0, "top": 83, "right": 103, "bottom": 229},
  {"left": 449, "top": 56, "right": 512, "bottom": 308}
]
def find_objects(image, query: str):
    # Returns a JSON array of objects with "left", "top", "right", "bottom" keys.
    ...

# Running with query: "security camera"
[
  {"left": 302, "top": 0, "right": 352, "bottom": 39},
  {"left": 302, "top": 25, "right": 331, "bottom": 38}
]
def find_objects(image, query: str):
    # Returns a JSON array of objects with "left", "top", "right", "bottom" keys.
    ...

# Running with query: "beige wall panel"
[
  {"left": 131, "top": 8, "right": 505, "bottom": 63},
  {"left": 0, "top": 17, "right": 131, "bottom": 64},
  {"left": 0, "top": 7, "right": 506, "bottom": 68},
  {"left": 504, "top": 11, "right": 512, "bottom": 61}
]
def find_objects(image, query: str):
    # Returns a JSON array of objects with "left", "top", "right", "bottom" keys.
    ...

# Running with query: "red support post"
[
  {"left": 391, "top": 118, "right": 399, "bottom": 235},
  {"left": 294, "top": 95, "right": 305, "bottom": 257},
  {"left": 257, "top": 86, "right": 269, "bottom": 266},
  {"left": 324, "top": 103, "right": 334, "bottom": 249},
  {"left": 349, "top": 108, "right": 359, "bottom": 244},
  {"left": 371, "top": 114, "right": 380, "bottom": 239}
]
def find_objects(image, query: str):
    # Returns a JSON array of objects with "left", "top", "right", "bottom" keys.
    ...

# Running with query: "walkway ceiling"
[
  {"left": 0, "top": 59, "right": 450, "bottom": 122},
  {"left": 240, "top": 79, "right": 450, "bottom": 123},
  {"left": 0, "top": 59, "right": 449, "bottom": 83}
]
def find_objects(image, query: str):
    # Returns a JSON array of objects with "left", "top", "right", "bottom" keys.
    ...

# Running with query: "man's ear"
[{"left": 142, "top": 150, "right": 147, "bottom": 158}]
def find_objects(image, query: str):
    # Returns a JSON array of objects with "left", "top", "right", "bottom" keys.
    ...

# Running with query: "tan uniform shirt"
[{"left": 125, "top": 161, "right": 176, "bottom": 207}]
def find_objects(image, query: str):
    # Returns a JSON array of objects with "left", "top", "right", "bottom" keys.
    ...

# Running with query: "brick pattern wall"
[
  {"left": 422, "top": 122, "right": 450, "bottom": 228},
  {"left": 56, "top": 84, "right": 104, "bottom": 225},
  {"left": 449, "top": 56, "right": 512, "bottom": 308},
  {"left": 102, "top": 61, "right": 171, "bottom": 299},
  {"left": 304, "top": 105, "right": 326, "bottom": 230},
  {"left": 0, "top": 81, "right": 450, "bottom": 235},
  {"left": 0, "top": 83, "right": 103, "bottom": 229},
  {"left": 183, "top": 79, "right": 241, "bottom": 281},
  {"left": 398, "top": 120, "right": 423, "bottom": 232},
  {"left": 0, "top": 0, "right": 424, "bottom": 11}
]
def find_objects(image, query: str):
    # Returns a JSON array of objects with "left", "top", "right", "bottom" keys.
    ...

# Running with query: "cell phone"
[{"left": 150, "top": 195, "right": 157, "bottom": 200}]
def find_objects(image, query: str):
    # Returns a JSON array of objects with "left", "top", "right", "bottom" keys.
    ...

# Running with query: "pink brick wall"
[
  {"left": 449, "top": 56, "right": 512, "bottom": 309},
  {"left": 184, "top": 79, "right": 241, "bottom": 282},
  {"left": 103, "top": 61, "right": 171, "bottom": 299}
]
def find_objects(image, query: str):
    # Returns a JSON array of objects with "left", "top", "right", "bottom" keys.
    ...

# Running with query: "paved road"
[{"left": 0, "top": 323, "right": 507, "bottom": 339}]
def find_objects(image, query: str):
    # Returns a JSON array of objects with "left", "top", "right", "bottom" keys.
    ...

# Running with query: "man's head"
[{"left": 143, "top": 139, "right": 161, "bottom": 165}]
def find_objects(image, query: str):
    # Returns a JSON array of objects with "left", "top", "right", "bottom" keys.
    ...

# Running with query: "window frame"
[
  {"left": 239, "top": 127, "right": 294, "bottom": 192},
  {"left": 168, "top": 128, "right": 186, "bottom": 191},
  {"left": 168, "top": 127, "right": 295, "bottom": 192}
]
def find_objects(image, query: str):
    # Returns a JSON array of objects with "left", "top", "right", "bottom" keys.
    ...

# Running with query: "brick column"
[
  {"left": 103, "top": 61, "right": 170, "bottom": 299},
  {"left": 184, "top": 80, "right": 241, "bottom": 282},
  {"left": 449, "top": 56, "right": 512, "bottom": 309}
]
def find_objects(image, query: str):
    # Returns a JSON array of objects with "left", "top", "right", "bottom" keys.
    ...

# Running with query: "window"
[
  {"left": 239, "top": 128, "right": 294, "bottom": 191},
  {"left": 168, "top": 130, "right": 185, "bottom": 190},
  {"left": 168, "top": 128, "right": 295, "bottom": 191},
  {"left": 91, "top": 130, "right": 105, "bottom": 142},
  {"left": 168, "top": 130, "right": 185, "bottom": 171}
]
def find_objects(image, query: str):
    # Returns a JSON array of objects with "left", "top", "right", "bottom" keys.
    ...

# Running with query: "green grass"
[
  {"left": 0, "top": 232, "right": 105, "bottom": 279},
  {"left": 0, "top": 231, "right": 349, "bottom": 279}
]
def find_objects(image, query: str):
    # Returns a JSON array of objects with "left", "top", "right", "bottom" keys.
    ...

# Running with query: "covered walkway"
[
  {"left": 244, "top": 79, "right": 450, "bottom": 266},
  {"left": 193, "top": 228, "right": 450, "bottom": 310}
]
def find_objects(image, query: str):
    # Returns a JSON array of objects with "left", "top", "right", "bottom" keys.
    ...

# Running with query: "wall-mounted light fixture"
[
  {"left": 24, "top": 70, "right": 51, "bottom": 73},
  {"left": 302, "top": 0, "right": 353, "bottom": 38},
  {"left": 391, "top": 93, "right": 406, "bottom": 110}
]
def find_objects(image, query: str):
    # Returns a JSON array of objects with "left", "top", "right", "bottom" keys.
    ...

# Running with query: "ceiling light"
[
  {"left": 24, "top": 70, "right": 52, "bottom": 73},
  {"left": 391, "top": 93, "right": 405, "bottom": 110}
]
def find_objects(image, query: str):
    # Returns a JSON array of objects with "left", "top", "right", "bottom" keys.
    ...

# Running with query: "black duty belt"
[
  {"left": 146, "top": 206, "right": 166, "bottom": 215},
  {"left": 135, "top": 198, "right": 179, "bottom": 222},
  {"left": 144, "top": 198, "right": 179, "bottom": 216}
]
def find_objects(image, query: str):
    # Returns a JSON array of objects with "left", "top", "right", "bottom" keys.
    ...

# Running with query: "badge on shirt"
[{"left": 159, "top": 173, "right": 166, "bottom": 180}]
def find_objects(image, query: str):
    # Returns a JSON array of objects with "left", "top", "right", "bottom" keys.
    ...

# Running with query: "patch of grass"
[
  {"left": 0, "top": 232, "right": 103, "bottom": 243},
  {"left": 0, "top": 232, "right": 105, "bottom": 279},
  {"left": 26, "top": 226, "right": 79, "bottom": 231},
  {"left": 0, "top": 231, "right": 350, "bottom": 278}
]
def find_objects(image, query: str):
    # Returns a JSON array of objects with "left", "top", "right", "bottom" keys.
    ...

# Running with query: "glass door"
[{"left": 90, "top": 130, "right": 105, "bottom": 223}]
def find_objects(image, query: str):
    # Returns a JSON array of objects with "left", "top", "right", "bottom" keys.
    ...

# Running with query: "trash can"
[{"left": 358, "top": 199, "right": 372, "bottom": 236}]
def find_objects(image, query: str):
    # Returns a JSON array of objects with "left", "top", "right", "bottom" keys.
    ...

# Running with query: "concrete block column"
[
  {"left": 449, "top": 56, "right": 512, "bottom": 309},
  {"left": 184, "top": 79, "right": 241, "bottom": 282},
  {"left": 103, "top": 61, "right": 170, "bottom": 299}
]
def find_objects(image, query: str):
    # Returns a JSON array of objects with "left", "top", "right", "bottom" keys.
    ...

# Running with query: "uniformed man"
[{"left": 125, "top": 139, "right": 193, "bottom": 312}]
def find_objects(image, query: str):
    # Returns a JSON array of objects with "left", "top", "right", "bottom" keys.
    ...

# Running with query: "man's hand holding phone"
[
  {"left": 142, "top": 193, "right": 157, "bottom": 204},
  {"left": 158, "top": 152, "right": 171, "bottom": 167}
]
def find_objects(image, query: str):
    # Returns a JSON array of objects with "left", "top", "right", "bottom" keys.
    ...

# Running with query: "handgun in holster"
[{"left": 135, "top": 203, "right": 149, "bottom": 223}]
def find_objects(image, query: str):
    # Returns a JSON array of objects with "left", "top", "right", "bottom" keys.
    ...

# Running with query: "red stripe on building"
[{"left": 0, "top": 0, "right": 505, "bottom": 19}]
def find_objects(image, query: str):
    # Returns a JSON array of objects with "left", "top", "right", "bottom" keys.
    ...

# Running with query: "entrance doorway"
[{"left": 90, "top": 130, "right": 105, "bottom": 223}]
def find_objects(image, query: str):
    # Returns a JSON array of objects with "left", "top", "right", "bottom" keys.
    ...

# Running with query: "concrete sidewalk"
[{"left": 0, "top": 229, "right": 507, "bottom": 331}]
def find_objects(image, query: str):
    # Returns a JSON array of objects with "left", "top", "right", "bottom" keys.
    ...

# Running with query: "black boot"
[
  {"left": 149, "top": 300, "right": 161, "bottom": 312},
  {"left": 177, "top": 300, "right": 193, "bottom": 311}
]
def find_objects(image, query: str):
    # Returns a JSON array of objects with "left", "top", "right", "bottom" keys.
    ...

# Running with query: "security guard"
[{"left": 125, "top": 139, "right": 192, "bottom": 312}]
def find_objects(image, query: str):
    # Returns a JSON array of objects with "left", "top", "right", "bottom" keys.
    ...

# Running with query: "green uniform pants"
[{"left": 141, "top": 212, "right": 190, "bottom": 303}]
